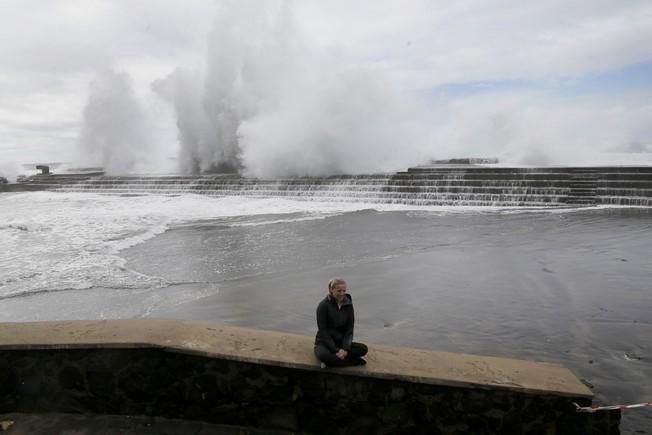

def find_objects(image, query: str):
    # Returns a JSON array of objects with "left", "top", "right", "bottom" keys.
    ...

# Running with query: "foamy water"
[
  {"left": 0, "top": 191, "right": 501, "bottom": 299},
  {"left": 0, "top": 192, "right": 352, "bottom": 298},
  {"left": 0, "top": 191, "right": 597, "bottom": 300}
]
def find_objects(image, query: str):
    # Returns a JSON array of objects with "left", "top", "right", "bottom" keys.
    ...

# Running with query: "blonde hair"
[{"left": 328, "top": 278, "right": 347, "bottom": 291}]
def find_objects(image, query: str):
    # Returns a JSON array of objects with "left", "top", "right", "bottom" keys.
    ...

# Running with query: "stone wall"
[{"left": 0, "top": 347, "right": 619, "bottom": 435}]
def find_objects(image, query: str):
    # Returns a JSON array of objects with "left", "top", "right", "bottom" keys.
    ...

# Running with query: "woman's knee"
[{"left": 351, "top": 342, "right": 368, "bottom": 358}]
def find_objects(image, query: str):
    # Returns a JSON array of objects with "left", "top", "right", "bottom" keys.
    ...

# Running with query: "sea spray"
[
  {"left": 78, "top": 69, "right": 153, "bottom": 174},
  {"left": 0, "top": 161, "right": 20, "bottom": 183},
  {"left": 154, "top": 0, "right": 429, "bottom": 177}
]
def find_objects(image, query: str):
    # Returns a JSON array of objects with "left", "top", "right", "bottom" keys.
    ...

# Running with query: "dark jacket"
[{"left": 314, "top": 293, "right": 354, "bottom": 352}]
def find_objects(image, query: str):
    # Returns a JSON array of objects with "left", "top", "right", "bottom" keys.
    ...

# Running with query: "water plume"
[
  {"left": 430, "top": 92, "right": 652, "bottom": 167},
  {"left": 0, "top": 161, "right": 20, "bottom": 182},
  {"left": 78, "top": 69, "right": 153, "bottom": 174},
  {"left": 154, "top": 0, "right": 427, "bottom": 177}
]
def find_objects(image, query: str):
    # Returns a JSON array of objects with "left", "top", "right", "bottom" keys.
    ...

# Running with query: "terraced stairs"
[{"left": 7, "top": 167, "right": 651, "bottom": 207}]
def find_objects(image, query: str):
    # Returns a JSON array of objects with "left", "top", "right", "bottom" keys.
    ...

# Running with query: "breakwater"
[
  {"left": 0, "top": 319, "right": 619, "bottom": 434},
  {"left": 4, "top": 166, "right": 651, "bottom": 207}
]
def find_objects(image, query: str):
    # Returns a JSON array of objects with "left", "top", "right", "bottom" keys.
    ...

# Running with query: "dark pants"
[{"left": 314, "top": 342, "right": 368, "bottom": 366}]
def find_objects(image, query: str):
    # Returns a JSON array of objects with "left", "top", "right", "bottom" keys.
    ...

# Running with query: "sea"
[{"left": 0, "top": 191, "right": 650, "bottom": 433}]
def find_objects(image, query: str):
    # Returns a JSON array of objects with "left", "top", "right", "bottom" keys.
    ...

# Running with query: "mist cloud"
[
  {"left": 78, "top": 69, "right": 152, "bottom": 174},
  {"left": 238, "top": 68, "right": 428, "bottom": 177},
  {"left": 154, "top": 0, "right": 428, "bottom": 177},
  {"left": 0, "top": 161, "right": 20, "bottom": 183},
  {"left": 431, "top": 91, "right": 652, "bottom": 166}
]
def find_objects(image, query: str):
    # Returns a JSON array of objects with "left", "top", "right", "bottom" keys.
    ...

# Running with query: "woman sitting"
[{"left": 314, "top": 278, "right": 368, "bottom": 367}]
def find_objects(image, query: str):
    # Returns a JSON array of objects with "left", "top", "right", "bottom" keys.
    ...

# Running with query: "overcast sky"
[{"left": 1, "top": 0, "right": 651, "bottom": 173}]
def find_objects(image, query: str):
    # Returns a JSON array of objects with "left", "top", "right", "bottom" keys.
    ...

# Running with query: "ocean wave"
[
  {"left": 0, "top": 192, "right": 375, "bottom": 298},
  {"left": 0, "top": 224, "right": 29, "bottom": 232},
  {"left": 1, "top": 191, "right": 642, "bottom": 299},
  {"left": 227, "top": 213, "right": 338, "bottom": 227}
]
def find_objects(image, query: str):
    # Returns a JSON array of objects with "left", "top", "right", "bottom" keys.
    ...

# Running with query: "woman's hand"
[{"left": 336, "top": 349, "right": 348, "bottom": 360}]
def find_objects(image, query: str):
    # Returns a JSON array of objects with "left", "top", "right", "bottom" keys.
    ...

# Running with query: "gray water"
[
  {"left": 120, "top": 207, "right": 651, "bottom": 434},
  {"left": 1, "top": 204, "right": 650, "bottom": 432}
]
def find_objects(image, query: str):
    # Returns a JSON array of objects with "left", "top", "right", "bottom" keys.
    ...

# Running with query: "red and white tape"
[{"left": 573, "top": 401, "right": 652, "bottom": 413}]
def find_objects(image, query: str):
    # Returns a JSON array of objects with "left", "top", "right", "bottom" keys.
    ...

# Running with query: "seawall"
[
  {"left": 2, "top": 166, "right": 650, "bottom": 207},
  {"left": 0, "top": 319, "right": 619, "bottom": 434}
]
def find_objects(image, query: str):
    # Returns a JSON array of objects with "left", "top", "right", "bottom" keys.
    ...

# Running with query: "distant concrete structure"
[
  {"left": 431, "top": 158, "right": 500, "bottom": 165},
  {"left": 35, "top": 165, "right": 50, "bottom": 175}
]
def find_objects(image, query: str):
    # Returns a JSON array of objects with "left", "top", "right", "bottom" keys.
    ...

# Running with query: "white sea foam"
[
  {"left": 0, "top": 191, "right": 601, "bottom": 299},
  {"left": 0, "top": 192, "right": 418, "bottom": 298}
]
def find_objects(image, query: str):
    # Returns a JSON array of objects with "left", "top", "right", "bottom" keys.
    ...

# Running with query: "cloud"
[
  {"left": 0, "top": 72, "right": 84, "bottom": 163},
  {"left": 0, "top": 1, "right": 208, "bottom": 166},
  {"left": 294, "top": 1, "right": 652, "bottom": 86},
  {"left": 0, "top": 0, "right": 212, "bottom": 74},
  {"left": 0, "top": 0, "right": 651, "bottom": 170}
]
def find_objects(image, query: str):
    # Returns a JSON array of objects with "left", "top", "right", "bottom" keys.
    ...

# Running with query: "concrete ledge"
[
  {"left": 0, "top": 319, "right": 590, "bottom": 398},
  {"left": 0, "top": 319, "right": 619, "bottom": 434}
]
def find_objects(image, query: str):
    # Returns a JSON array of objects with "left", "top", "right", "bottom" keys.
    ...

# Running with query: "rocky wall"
[{"left": 0, "top": 348, "right": 619, "bottom": 435}]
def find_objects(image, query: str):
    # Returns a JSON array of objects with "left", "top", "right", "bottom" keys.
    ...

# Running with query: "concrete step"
[{"left": 563, "top": 197, "right": 597, "bottom": 204}]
